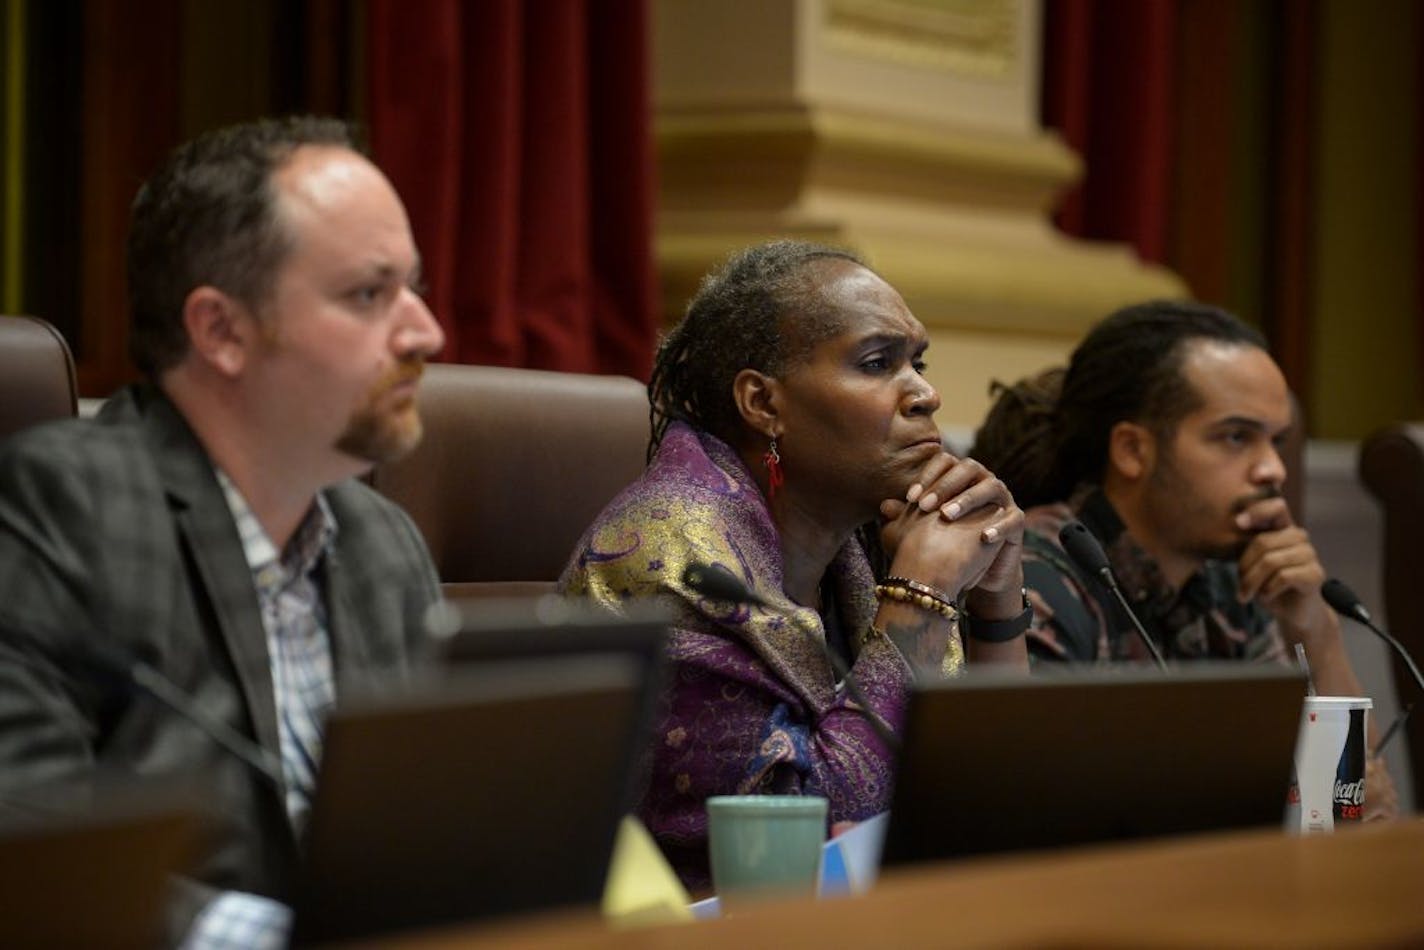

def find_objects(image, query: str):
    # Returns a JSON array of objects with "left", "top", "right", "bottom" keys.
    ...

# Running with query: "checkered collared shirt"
[
  {"left": 184, "top": 472, "right": 339, "bottom": 949},
  {"left": 215, "top": 469, "right": 338, "bottom": 831}
]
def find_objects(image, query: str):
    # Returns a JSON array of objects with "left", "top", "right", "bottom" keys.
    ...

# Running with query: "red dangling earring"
[{"left": 762, "top": 437, "right": 784, "bottom": 499}]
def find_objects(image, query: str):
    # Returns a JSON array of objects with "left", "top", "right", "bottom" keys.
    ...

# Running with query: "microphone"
[
  {"left": 680, "top": 562, "right": 901, "bottom": 752},
  {"left": 2, "top": 631, "right": 284, "bottom": 788},
  {"left": 1322, "top": 578, "right": 1423, "bottom": 757},
  {"left": 682, "top": 561, "right": 772, "bottom": 608},
  {"left": 1058, "top": 521, "right": 1168, "bottom": 672},
  {"left": 124, "top": 660, "right": 285, "bottom": 787}
]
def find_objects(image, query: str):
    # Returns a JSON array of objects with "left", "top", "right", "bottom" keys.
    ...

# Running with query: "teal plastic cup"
[{"left": 706, "top": 795, "right": 827, "bottom": 906}]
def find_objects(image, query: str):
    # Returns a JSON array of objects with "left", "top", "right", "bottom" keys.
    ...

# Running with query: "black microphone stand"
[
  {"left": 1323, "top": 578, "right": 1424, "bottom": 758},
  {"left": 127, "top": 661, "right": 285, "bottom": 785},
  {"left": 1058, "top": 521, "right": 1169, "bottom": 672}
]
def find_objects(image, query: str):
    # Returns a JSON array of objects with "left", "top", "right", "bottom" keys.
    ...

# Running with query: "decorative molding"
[
  {"left": 659, "top": 106, "right": 1079, "bottom": 215},
  {"left": 657, "top": 102, "right": 1187, "bottom": 336},
  {"left": 823, "top": 0, "right": 1018, "bottom": 78}
]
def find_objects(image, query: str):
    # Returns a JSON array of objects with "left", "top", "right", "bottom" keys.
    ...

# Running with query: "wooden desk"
[{"left": 380, "top": 819, "right": 1424, "bottom": 949}]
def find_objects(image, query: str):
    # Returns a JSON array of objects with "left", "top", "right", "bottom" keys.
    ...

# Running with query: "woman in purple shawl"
[{"left": 561, "top": 241, "right": 1030, "bottom": 887}]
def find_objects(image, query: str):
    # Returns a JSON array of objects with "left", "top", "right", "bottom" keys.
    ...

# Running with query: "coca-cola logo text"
[
  {"left": 1334, "top": 779, "right": 1365, "bottom": 805},
  {"left": 1334, "top": 778, "right": 1365, "bottom": 819}
]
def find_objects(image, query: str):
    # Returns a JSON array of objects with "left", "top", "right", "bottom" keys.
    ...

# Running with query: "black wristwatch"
[{"left": 960, "top": 588, "right": 1033, "bottom": 643}]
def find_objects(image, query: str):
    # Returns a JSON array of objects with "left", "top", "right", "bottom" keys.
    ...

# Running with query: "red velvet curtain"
[
  {"left": 366, "top": 0, "right": 657, "bottom": 379},
  {"left": 1040, "top": 0, "right": 1317, "bottom": 399},
  {"left": 1042, "top": 0, "right": 1177, "bottom": 264}
]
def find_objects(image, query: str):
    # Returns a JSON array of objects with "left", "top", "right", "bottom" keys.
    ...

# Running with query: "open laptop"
[
  {"left": 882, "top": 663, "right": 1307, "bottom": 865},
  {"left": 290, "top": 654, "right": 656, "bottom": 945},
  {"left": 427, "top": 593, "right": 671, "bottom": 819},
  {"left": 0, "top": 784, "right": 202, "bottom": 948},
  {"left": 426, "top": 593, "right": 670, "bottom": 673}
]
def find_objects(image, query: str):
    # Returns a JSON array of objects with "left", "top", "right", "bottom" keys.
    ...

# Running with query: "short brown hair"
[{"left": 126, "top": 115, "right": 361, "bottom": 377}]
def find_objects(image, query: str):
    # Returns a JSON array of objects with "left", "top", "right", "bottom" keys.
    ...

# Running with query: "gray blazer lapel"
[
  {"left": 322, "top": 546, "right": 375, "bottom": 685},
  {"left": 143, "top": 394, "right": 283, "bottom": 764}
]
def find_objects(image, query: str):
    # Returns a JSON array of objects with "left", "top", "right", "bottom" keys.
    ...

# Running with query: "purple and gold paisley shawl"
[{"left": 560, "top": 422, "right": 964, "bottom": 887}]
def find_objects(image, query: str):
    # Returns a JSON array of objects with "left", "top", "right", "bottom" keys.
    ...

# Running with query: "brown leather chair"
[
  {"left": 0, "top": 315, "right": 78, "bottom": 440},
  {"left": 369, "top": 363, "right": 650, "bottom": 597},
  {"left": 1359, "top": 423, "right": 1424, "bottom": 794}
]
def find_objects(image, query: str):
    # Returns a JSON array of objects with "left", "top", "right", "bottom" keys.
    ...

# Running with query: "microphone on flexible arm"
[
  {"left": 2, "top": 630, "right": 284, "bottom": 788},
  {"left": 682, "top": 561, "right": 773, "bottom": 609},
  {"left": 121, "top": 656, "right": 285, "bottom": 787},
  {"left": 1058, "top": 520, "right": 1169, "bottom": 672},
  {"left": 1321, "top": 578, "right": 1423, "bottom": 757},
  {"left": 680, "top": 562, "right": 901, "bottom": 752}
]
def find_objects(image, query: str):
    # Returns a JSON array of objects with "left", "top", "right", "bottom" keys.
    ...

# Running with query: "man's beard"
[
  {"left": 1209, "top": 484, "right": 1285, "bottom": 561},
  {"left": 1205, "top": 534, "right": 1252, "bottom": 563},
  {"left": 1145, "top": 452, "right": 1261, "bottom": 564},
  {"left": 336, "top": 361, "right": 427, "bottom": 463}
]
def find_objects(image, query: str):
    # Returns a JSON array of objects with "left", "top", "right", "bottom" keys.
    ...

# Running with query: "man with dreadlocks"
[
  {"left": 561, "top": 240, "right": 1031, "bottom": 886},
  {"left": 970, "top": 300, "right": 1398, "bottom": 819}
]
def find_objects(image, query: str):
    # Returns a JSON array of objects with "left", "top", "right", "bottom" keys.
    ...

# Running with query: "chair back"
[
  {"left": 1359, "top": 423, "right": 1424, "bottom": 794},
  {"left": 370, "top": 364, "right": 649, "bottom": 594},
  {"left": 0, "top": 316, "right": 78, "bottom": 439}
]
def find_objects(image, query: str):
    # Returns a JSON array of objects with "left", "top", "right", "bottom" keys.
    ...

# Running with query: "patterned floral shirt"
[{"left": 1021, "top": 488, "right": 1286, "bottom": 665}]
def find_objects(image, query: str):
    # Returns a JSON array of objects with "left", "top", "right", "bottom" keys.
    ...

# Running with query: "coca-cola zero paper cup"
[{"left": 1285, "top": 695, "right": 1370, "bottom": 833}]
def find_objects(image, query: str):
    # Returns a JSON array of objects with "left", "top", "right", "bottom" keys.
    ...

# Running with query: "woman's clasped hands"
[{"left": 878, "top": 450, "right": 1026, "bottom": 610}]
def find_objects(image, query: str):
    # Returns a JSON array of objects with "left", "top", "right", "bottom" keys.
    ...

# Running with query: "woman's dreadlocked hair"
[
  {"left": 969, "top": 300, "right": 1267, "bottom": 507},
  {"left": 646, "top": 239, "right": 866, "bottom": 460}
]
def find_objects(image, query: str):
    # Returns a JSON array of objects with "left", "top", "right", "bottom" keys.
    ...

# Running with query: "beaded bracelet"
[
  {"left": 882, "top": 576, "right": 954, "bottom": 608},
  {"left": 874, "top": 581, "right": 957, "bottom": 619}
]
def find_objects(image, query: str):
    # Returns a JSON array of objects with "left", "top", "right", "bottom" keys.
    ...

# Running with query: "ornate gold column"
[{"left": 655, "top": 0, "right": 1185, "bottom": 427}]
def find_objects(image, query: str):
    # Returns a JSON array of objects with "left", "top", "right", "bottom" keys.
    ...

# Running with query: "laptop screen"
[
  {"left": 291, "top": 656, "right": 655, "bottom": 945},
  {"left": 0, "top": 786, "right": 201, "bottom": 947},
  {"left": 883, "top": 662, "right": 1306, "bottom": 865},
  {"left": 426, "top": 594, "right": 670, "bottom": 681},
  {"left": 427, "top": 594, "right": 671, "bottom": 818}
]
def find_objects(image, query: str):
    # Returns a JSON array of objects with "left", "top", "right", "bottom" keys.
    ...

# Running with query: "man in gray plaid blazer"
[{"left": 0, "top": 117, "right": 447, "bottom": 943}]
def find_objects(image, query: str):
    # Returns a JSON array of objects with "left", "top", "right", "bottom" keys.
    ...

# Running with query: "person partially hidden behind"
[
  {"left": 970, "top": 300, "right": 1399, "bottom": 820},
  {"left": 0, "top": 117, "right": 447, "bottom": 945},
  {"left": 561, "top": 240, "right": 1031, "bottom": 887}
]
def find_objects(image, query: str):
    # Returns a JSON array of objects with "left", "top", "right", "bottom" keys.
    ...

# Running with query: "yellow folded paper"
[{"left": 601, "top": 815, "right": 694, "bottom": 926}]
